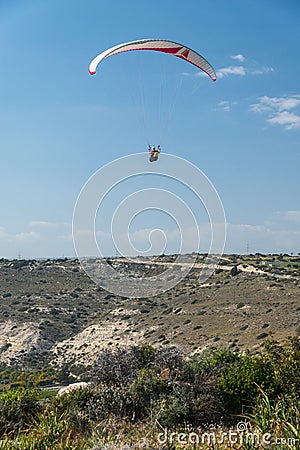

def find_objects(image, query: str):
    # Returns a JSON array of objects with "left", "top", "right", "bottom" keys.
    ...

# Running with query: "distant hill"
[{"left": 0, "top": 254, "right": 299, "bottom": 370}]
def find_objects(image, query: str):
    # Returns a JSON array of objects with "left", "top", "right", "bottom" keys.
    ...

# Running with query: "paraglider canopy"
[{"left": 89, "top": 39, "right": 216, "bottom": 82}]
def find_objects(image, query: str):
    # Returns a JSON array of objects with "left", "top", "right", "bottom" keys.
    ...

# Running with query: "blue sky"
[{"left": 0, "top": 0, "right": 299, "bottom": 258}]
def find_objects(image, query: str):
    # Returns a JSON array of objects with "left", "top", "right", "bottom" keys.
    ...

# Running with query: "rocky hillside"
[{"left": 0, "top": 255, "right": 299, "bottom": 369}]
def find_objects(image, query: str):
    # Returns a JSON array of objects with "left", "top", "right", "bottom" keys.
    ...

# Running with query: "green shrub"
[
  {"left": 230, "top": 265, "right": 239, "bottom": 276},
  {"left": 218, "top": 338, "right": 300, "bottom": 416},
  {"left": 237, "top": 302, "right": 245, "bottom": 308},
  {"left": 51, "top": 387, "right": 111, "bottom": 434},
  {"left": 88, "top": 384, "right": 133, "bottom": 421},
  {"left": 199, "top": 346, "right": 239, "bottom": 372},
  {"left": 150, "top": 366, "right": 224, "bottom": 427},
  {"left": 89, "top": 345, "right": 236, "bottom": 426},
  {"left": 129, "top": 368, "right": 165, "bottom": 419},
  {"left": 261, "top": 338, "right": 300, "bottom": 395},
  {"left": 132, "top": 343, "right": 157, "bottom": 368},
  {"left": 0, "top": 388, "right": 41, "bottom": 436},
  {"left": 218, "top": 353, "right": 280, "bottom": 414},
  {"left": 152, "top": 391, "right": 190, "bottom": 428},
  {"left": 150, "top": 348, "right": 232, "bottom": 427}
]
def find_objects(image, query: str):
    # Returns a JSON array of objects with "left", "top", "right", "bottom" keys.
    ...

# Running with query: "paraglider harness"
[{"left": 148, "top": 145, "right": 161, "bottom": 162}]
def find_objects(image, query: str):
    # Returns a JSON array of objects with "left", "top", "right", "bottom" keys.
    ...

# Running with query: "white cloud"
[
  {"left": 227, "top": 223, "right": 268, "bottom": 233},
  {"left": 0, "top": 227, "right": 40, "bottom": 242},
  {"left": 15, "top": 231, "right": 40, "bottom": 241},
  {"left": 267, "top": 111, "right": 300, "bottom": 130},
  {"left": 218, "top": 101, "right": 231, "bottom": 112},
  {"left": 250, "top": 95, "right": 300, "bottom": 113},
  {"left": 185, "top": 59, "right": 273, "bottom": 81},
  {"left": 249, "top": 67, "right": 274, "bottom": 75},
  {"left": 231, "top": 54, "right": 245, "bottom": 62},
  {"left": 273, "top": 210, "right": 300, "bottom": 222},
  {"left": 216, "top": 100, "right": 239, "bottom": 113},
  {"left": 216, "top": 65, "right": 273, "bottom": 80},
  {"left": 250, "top": 95, "right": 300, "bottom": 130},
  {"left": 216, "top": 65, "right": 246, "bottom": 78},
  {"left": 185, "top": 65, "right": 246, "bottom": 79},
  {"left": 225, "top": 222, "right": 300, "bottom": 254},
  {"left": 29, "top": 221, "right": 57, "bottom": 228}
]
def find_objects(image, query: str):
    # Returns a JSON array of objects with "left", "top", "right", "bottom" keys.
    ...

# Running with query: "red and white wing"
[{"left": 89, "top": 39, "right": 216, "bottom": 82}]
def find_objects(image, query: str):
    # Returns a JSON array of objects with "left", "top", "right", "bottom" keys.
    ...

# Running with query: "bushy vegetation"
[
  {"left": 0, "top": 388, "right": 41, "bottom": 436},
  {"left": 0, "top": 367, "right": 58, "bottom": 390},
  {"left": 219, "top": 337, "right": 300, "bottom": 414},
  {"left": 0, "top": 338, "right": 299, "bottom": 449}
]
